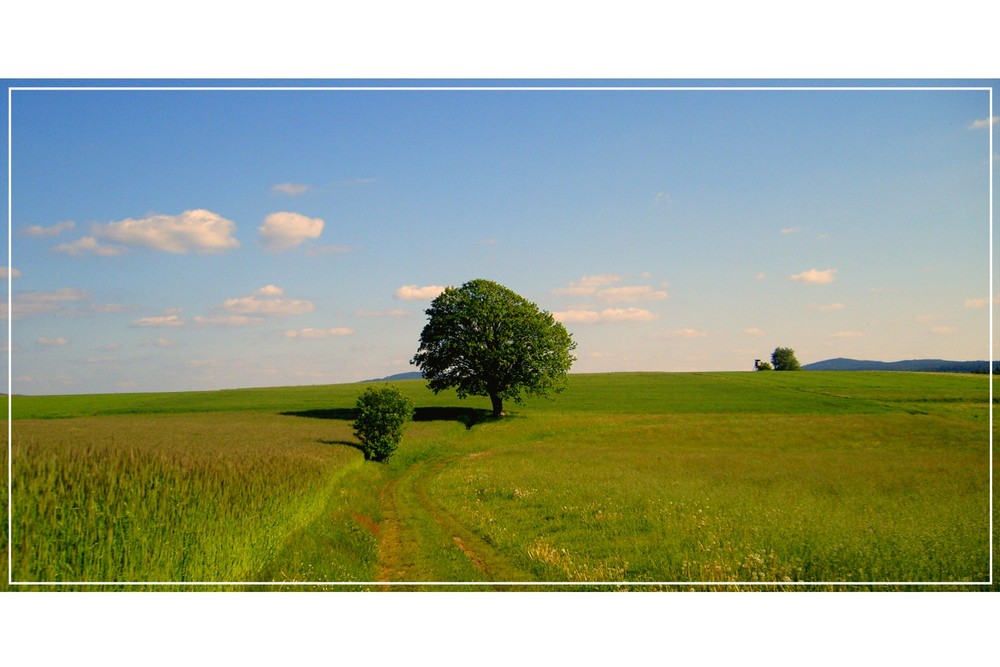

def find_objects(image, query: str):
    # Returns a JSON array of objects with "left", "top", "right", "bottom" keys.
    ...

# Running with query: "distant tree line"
[{"left": 755, "top": 347, "right": 801, "bottom": 371}]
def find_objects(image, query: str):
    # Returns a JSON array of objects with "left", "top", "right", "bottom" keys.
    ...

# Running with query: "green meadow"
[{"left": 3, "top": 371, "right": 995, "bottom": 590}]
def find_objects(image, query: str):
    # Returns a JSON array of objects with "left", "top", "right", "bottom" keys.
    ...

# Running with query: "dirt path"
[{"left": 375, "top": 456, "right": 529, "bottom": 589}]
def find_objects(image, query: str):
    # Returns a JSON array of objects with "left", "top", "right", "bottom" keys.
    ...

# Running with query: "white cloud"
[
  {"left": 255, "top": 284, "right": 284, "bottom": 296},
  {"left": 132, "top": 314, "right": 186, "bottom": 328},
  {"left": 193, "top": 315, "right": 264, "bottom": 327},
  {"left": 654, "top": 191, "right": 671, "bottom": 205},
  {"left": 271, "top": 183, "right": 310, "bottom": 195},
  {"left": 11, "top": 288, "right": 90, "bottom": 318},
  {"left": 780, "top": 226, "right": 806, "bottom": 234},
  {"left": 830, "top": 330, "right": 864, "bottom": 338},
  {"left": 1, "top": 267, "right": 21, "bottom": 279},
  {"left": 554, "top": 308, "right": 657, "bottom": 323},
  {"left": 965, "top": 296, "right": 1000, "bottom": 308},
  {"left": 222, "top": 291, "right": 315, "bottom": 316},
  {"left": 601, "top": 308, "right": 657, "bottom": 322},
  {"left": 743, "top": 328, "right": 765, "bottom": 336},
  {"left": 931, "top": 326, "right": 958, "bottom": 334},
  {"left": 754, "top": 272, "right": 766, "bottom": 281},
  {"left": 259, "top": 212, "right": 324, "bottom": 253},
  {"left": 22, "top": 220, "right": 75, "bottom": 237},
  {"left": 94, "top": 209, "right": 240, "bottom": 254},
  {"left": 285, "top": 327, "right": 354, "bottom": 339},
  {"left": 395, "top": 285, "right": 446, "bottom": 301},
  {"left": 356, "top": 308, "right": 410, "bottom": 318},
  {"left": 37, "top": 336, "right": 69, "bottom": 346},
  {"left": 969, "top": 116, "right": 998, "bottom": 130},
  {"left": 552, "top": 310, "right": 602, "bottom": 324},
  {"left": 552, "top": 274, "right": 624, "bottom": 297},
  {"left": 52, "top": 236, "right": 128, "bottom": 256},
  {"left": 658, "top": 328, "right": 708, "bottom": 338},
  {"left": 791, "top": 268, "right": 837, "bottom": 284},
  {"left": 596, "top": 285, "right": 668, "bottom": 303}
]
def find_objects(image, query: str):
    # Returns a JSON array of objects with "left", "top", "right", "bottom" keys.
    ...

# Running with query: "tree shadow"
[
  {"left": 317, "top": 439, "right": 367, "bottom": 457},
  {"left": 413, "top": 407, "right": 499, "bottom": 430},
  {"left": 280, "top": 406, "right": 499, "bottom": 430},
  {"left": 281, "top": 408, "right": 358, "bottom": 421}
]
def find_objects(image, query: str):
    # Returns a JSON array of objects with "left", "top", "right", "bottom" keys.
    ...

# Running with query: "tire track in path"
[{"left": 376, "top": 455, "right": 530, "bottom": 590}]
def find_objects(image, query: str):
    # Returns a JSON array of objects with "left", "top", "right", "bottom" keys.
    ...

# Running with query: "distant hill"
[
  {"left": 803, "top": 358, "right": 996, "bottom": 374},
  {"left": 363, "top": 371, "right": 424, "bottom": 382}
]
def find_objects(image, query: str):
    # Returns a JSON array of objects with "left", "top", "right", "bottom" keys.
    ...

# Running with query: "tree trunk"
[{"left": 489, "top": 393, "right": 505, "bottom": 418}]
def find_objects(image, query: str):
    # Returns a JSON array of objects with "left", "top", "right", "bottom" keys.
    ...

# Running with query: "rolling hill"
[{"left": 802, "top": 358, "right": 995, "bottom": 373}]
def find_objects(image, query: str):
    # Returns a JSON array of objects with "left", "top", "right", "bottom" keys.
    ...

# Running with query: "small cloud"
[
  {"left": 94, "top": 209, "right": 240, "bottom": 254},
  {"left": 791, "top": 268, "right": 837, "bottom": 285},
  {"left": 271, "top": 183, "right": 310, "bottom": 195},
  {"left": 132, "top": 314, "right": 186, "bottom": 328},
  {"left": 52, "top": 236, "right": 128, "bottom": 256},
  {"left": 964, "top": 296, "right": 1000, "bottom": 308},
  {"left": 552, "top": 274, "right": 624, "bottom": 297},
  {"left": 599, "top": 308, "right": 658, "bottom": 322},
  {"left": 780, "top": 226, "right": 807, "bottom": 235},
  {"left": 90, "top": 303, "right": 131, "bottom": 314},
  {"left": 259, "top": 212, "right": 324, "bottom": 253},
  {"left": 193, "top": 315, "right": 264, "bottom": 327},
  {"left": 22, "top": 220, "right": 75, "bottom": 237},
  {"left": 754, "top": 272, "right": 766, "bottom": 281},
  {"left": 654, "top": 191, "right": 671, "bottom": 205},
  {"left": 395, "top": 285, "right": 446, "bottom": 301},
  {"left": 657, "top": 328, "right": 708, "bottom": 338},
  {"left": 931, "top": 326, "right": 958, "bottom": 334},
  {"left": 1, "top": 267, "right": 21, "bottom": 279},
  {"left": 11, "top": 288, "right": 90, "bottom": 318},
  {"left": 596, "top": 285, "right": 668, "bottom": 303},
  {"left": 969, "top": 116, "right": 998, "bottom": 130},
  {"left": 830, "top": 331, "right": 864, "bottom": 338},
  {"left": 221, "top": 287, "right": 314, "bottom": 316},
  {"left": 555, "top": 308, "right": 657, "bottom": 323},
  {"left": 356, "top": 308, "right": 410, "bottom": 318},
  {"left": 743, "top": 328, "right": 765, "bottom": 337},
  {"left": 552, "top": 310, "right": 602, "bottom": 324},
  {"left": 86, "top": 355, "right": 118, "bottom": 364},
  {"left": 285, "top": 327, "right": 354, "bottom": 339},
  {"left": 37, "top": 336, "right": 69, "bottom": 346}
]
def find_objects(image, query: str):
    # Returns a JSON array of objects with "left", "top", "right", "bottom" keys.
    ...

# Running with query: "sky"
[{"left": 3, "top": 83, "right": 996, "bottom": 394}]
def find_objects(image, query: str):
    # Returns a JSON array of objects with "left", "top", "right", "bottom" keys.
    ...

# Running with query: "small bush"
[{"left": 352, "top": 385, "right": 415, "bottom": 462}]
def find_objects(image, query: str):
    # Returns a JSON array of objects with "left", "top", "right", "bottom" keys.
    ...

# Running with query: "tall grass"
[{"left": 10, "top": 412, "right": 365, "bottom": 587}]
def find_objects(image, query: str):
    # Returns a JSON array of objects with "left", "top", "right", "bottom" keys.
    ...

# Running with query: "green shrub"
[{"left": 352, "top": 385, "right": 415, "bottom": 462}]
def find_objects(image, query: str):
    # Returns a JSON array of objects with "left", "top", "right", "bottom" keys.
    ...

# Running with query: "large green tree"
[{"left": 411, "top": 279, "right": 576, "bottom": 417}]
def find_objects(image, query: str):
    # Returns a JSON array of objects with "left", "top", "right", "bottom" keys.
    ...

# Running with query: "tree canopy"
[
  {"left": 411, "top": 279, "right": 576, "bottom": 417},
  {"left": 352, "top": 385, "right": 414, "bottom": 462},
  {"left": 771, "top": 347, "right": 802, "bottom": 371}
]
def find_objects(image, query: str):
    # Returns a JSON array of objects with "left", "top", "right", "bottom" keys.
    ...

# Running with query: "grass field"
[{"left": 4, "top": 371, "right": 995, "bottom": 591}]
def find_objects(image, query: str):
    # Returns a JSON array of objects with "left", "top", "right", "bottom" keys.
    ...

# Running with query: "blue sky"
[{"left": 4, "top": 83, "right": 996, "bottom": 394}]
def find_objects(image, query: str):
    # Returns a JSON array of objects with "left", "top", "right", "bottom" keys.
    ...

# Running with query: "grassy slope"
[{"left": 5, "top": 371, "right": 996, "bottom": 590}]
